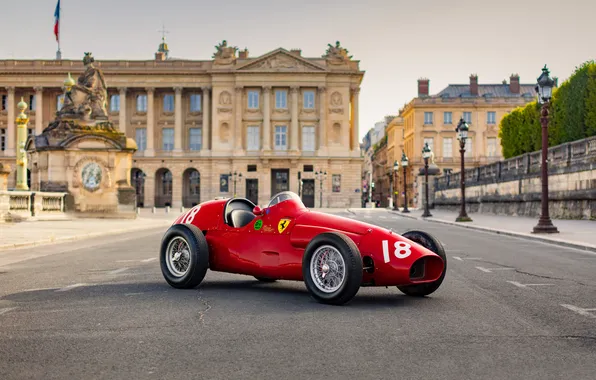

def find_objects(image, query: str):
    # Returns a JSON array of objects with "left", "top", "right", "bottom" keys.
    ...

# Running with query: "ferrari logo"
[{"left": 278, "top": 219, "right": 291, "bottom": 233}]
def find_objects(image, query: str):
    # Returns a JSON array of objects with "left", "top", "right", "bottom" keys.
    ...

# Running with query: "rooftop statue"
[
  {"left": 213, "top": 40, "right": 238, "bottom": 64},
  {"left": 323, "top": 41, "right": 353, "bottom": 64}
]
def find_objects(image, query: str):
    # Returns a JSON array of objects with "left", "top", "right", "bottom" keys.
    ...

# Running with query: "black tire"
[
  {"left": 302, "top": 232, "right": 363, "bottom": 305},
  {"left": 397, "top": 230, "right": 447, "bottom": 297},
  {"left": 254, "top": 276, "right": 277, "bottom": 283},
  {"left": 160, "top": 223, "right": 209, "bottom": 289}
]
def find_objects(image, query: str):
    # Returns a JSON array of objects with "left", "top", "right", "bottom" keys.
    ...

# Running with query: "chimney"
[
  {"left": 290, "top": 49, "right": 302, "bottom": 57},
  {"left": 238, "top": 49, "right": 249, "bottom": 59},
  {"left": 509, "top": 74, "right": 520, "bottom": 94},
  {"left": 417, "top": 78, "right": 429, "bottom": 97},
  {"left": 470, "top": 74, "right": 478, "bottom": 96},
  {"left": 155, "top": 52, "right": 166, "bottom": 61}
]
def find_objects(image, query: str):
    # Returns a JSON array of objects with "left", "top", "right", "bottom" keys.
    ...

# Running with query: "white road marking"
[
  {"left": 56, "top": 283, "right": 87, "bottom": 292},
  {"left": 453, "top": 256, "right": 464, "bottom": 261},
  {"left": 507, "top": 281, "right": 554, "bottom": 289},
  {"left": 363, "top": 215, "right": 372, "bottom": 219},
  {"left": 0, "top": 307, "right": 17, "bottom": 315},
  {"left": 125, "top": 292, "right": 144, "bottom": 296},
  {"left": 379, "top": 216, "right": 387, "bottom": 219},
  {"left": 476, "top": 266, "right": 515, "bottom": 273},
  {"left": 561, "top": 304, "right": 596, "bottom": 319},
  {"left": 107, "top": 267, "right": 128, "bottom": 275},
  {"left": 23, "top": 287, "right": 56, "bottom": 292},
  {"left": 141, "top": 258, "right": 157, "bottom": 263},
  {"left": 116, "top": 260, "right": 139, "bottom": 263},
  {"left": 453, "top": 256, "right": 482, "bottom": 261}
]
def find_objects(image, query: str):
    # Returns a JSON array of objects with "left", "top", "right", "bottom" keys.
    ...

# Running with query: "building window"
[
  {"left": 137, "top": 95, "right": 147, "bottom": 112},
  {"left": 247, "top": 126, "right": 260, "bottom": 151},
  {"left": 247, "top": 164, "right": 257, "bottom": 172},
  {"left": 110, "top": 95, "right": 120, "bottom": 112},
  {"left": 0, "top": 129, "right": 6, "bottom": 151},
  {"left": 463, "top": 112, "right": 472, "bottom": 124},
  {"left": 162, "top": 128, "right": 174, "bottom": 151},
  {"left": 465, "top": 138, "right": 472, "bottom": 157},
  {"left": 248, "top": 90, "right": 259, "bottom": 109},
  {"left": 274, "top": 125, "right": 287, "bottom": 150},
  {"left": 163, "top": 94, "right": 174, "bottom": 112},
  {"left": 275, "top": 90, "right": 287, "bottom": 109},
  {"left": 190, "top": 94, "right": 202, "bottom": 112},
  {"left": 423, "top": 137, "right": 434, "bottom": 152},
  {"left": 302, "top": 125, "right": 315, "bottom": 152},
  {"left": 303, "top": 91, "right": 314, "bottom": 109},
  {"left": 135, "top": 128, "right": 147, "bottom": 151},
  {"left": 487, "top": 137, "right": 497, "bottom": 157},
  {"left": 424, "top": 112, "right": 433, "bottom": 124},
  {"left": 1, "top": 95, "right": 6, "bottom": 111},
  {"left": 29, "top": 95, "right": 36, "bottom": 111},
  {"left": 303, "top": 165, "right": 313, "bottom": 172},
  {"left": 189, "top": 128, "right": 202, "bottom": 151},
  {"left": 444, "top": 112, "right": 452, "bottom": 124},
  {"left": 56, "top": 94, "right": 65, "bottom": 111},
  {"left": 443, "top": 137, "right": 453, "bottom": 158},
  {"left": 332, "top": 174, "right": 341, "bottom": 193},
  {"left": 487, "top": 111, "right": 496, "bottom": 124}
]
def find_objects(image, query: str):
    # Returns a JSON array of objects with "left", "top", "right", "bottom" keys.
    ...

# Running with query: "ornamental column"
[
  {"left": 234, "top": 86, "right": 243, "bottom": 151},
  {"left": 318, "top": 86, "right": 326, "bottom": 153},
  {"left": 202, "top": 86, "right": 211, "bottom": 151},
  {"left": 145, "top": 87, "right": 155, "bottom": 156},
  {"left": 290, "top": 86, "right": 299, "bottom": 152},
  {"left": 174, "top": 87, "right": 183, "bottom": 154},
  {"left": 118, "top": 87, "right": 127, "bottom": 134},
  {"left": 351, "top": 86, "right": 360, "bottom": 152},
  {"left": 262, "top": 86, "right": 271, "bottom": 151},
  {"left": 34, "top": 87, "right": 44, "bottom": 135},
  {"left": 5, "top": 87, "right": 16, "bottom": 156}
]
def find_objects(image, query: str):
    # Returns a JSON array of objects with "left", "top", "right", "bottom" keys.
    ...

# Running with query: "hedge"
[{"left": 499, "top": 60, "right": 596, "bottom": 158}]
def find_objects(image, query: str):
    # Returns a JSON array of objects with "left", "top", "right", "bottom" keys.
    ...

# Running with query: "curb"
[
  {"left": 0, "top": 221, "right": 172, "bottom": 251},
  {"left": 389, "top": 210, "right": 596, "bottom": 254}
]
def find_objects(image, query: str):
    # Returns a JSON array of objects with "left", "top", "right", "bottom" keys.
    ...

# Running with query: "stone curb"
[
  {"left": 388, "top": 210, "right": 596, "bottom": 254},
  {"left": 0, "top": 221, "right": 173, "bottom": 252}
]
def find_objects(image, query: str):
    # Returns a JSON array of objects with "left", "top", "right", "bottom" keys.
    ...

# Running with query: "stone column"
[
  {"left": 34, "top": 87, "right": 43, "bottom": 135},
  {"left": 234, "top": 86, "right": 243, "bottom": 151},
  {"left": 5, "top": 87, "right": 15, "bottom": 156},
  {"left": 118, "top": 87, "right": 127, "bottom": 134},
  {"left": 290, "top": 86, "right": 299, "bottom": 152},
  {"left": 145, "top": 88, "right": 155, "bottom": 157},
  {"left": 318, "top": 86, "right": 326, "bottom": 153},
  {"left": 351, "top": 86, "right": 360, "bottom": 152},
  {"left": 262, "top": 86, "right": 271, "bottom": 151},
  {"left": 174, "top": 87, "right": 183, "bottom": 154},
  {"left": 201, "top": 86, "right": 211, "bottom": 151}
]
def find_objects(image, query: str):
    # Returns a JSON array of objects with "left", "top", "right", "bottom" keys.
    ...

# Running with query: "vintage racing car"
[{"left": 159, "top": 191, "right": 446, "bottom": 305}]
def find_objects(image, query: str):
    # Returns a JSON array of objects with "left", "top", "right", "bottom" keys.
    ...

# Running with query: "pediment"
[
  {"left": 62, "top": 135, "right": 122, "bottom": 150},
  {"left": 236, "top": 49, "right": 327, "bottom": 72}
]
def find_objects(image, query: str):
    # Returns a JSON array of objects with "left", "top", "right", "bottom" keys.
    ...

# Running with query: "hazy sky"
[{"left": 0, "top": 0, "right": 593, "bottom": 140}]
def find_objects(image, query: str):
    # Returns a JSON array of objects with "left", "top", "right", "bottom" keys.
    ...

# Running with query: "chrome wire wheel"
[
  {"left": 166, "top": 237, "right": 191, "bottom": 277},
  {"left": 310, "top": 245, "right": 346, "bottom": 293}
]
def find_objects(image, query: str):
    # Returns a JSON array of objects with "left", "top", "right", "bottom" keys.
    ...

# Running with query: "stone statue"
[
  {"left": 323, "top": 41, "right": 353, "bottom": 64},
  {"left": 59, "top": 52, "right": 108, "bottom": 121},
  {"left": 213, "top": 40, "right": 238, "bottom": 61}
]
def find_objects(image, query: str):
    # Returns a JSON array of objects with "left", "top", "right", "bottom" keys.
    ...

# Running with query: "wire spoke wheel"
[
  {"left": 310, "top": 245, "right": 346, "bottom": 293},
  {"left": 166, "top": 237, "right": 191, "bottom": 277}
]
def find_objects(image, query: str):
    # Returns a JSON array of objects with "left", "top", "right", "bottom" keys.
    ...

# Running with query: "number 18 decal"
[
  {"left": 183, "top": 206, "right": 201, "bottom": 224},
  {"left": 382, "top": 240, "right": 412, "bottom": 263}
]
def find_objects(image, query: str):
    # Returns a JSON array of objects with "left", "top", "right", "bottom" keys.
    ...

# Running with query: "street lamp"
[
  {"left": 532, "top": 65, "right": 559, "bottom": 234},
  {"left": 401, "top": 152, "right": 410, "bottom": 213},
  {"left": 393, "top": 160, "right": 399, "bottom": 210},
  {"left": 455, "top": 117, "right": 472, "bottom": 222},
  {"left": 228, "top": 171, "right": 242, "bottom": 198},
  {"left": 315, "top": 170, "right": 327, "bottom": 208},
  {"left": 421, "top": 142, "right": 432, "bottom": 217}
]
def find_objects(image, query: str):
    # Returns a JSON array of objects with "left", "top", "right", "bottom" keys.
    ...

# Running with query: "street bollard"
[
  {"left": 166, "top": 206, "right": 170, "bottom": 213},
  {"left": 152, "top": 207, "right": 156, "bottom": 214},
  {"left": 180, "top": 206, "right": 184, "bottom": 213},
  {"left": 136, "top": 207, "right": 141, "bottom": 215}
]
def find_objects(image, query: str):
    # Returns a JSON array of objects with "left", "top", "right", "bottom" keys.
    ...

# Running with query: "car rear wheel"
[
  {"left": 160, "top": 224, "right": 209, "bottom": 289},
  {"left": 302, "top": 232, "right": 363, "bottom": 305},
  {"left": 397, "top": 230, "right": 446, "bottom": 297}
]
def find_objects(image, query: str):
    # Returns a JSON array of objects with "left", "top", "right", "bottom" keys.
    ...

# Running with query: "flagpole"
[{"left": 56, "top": 0, "right": 62, "bottom": 60}]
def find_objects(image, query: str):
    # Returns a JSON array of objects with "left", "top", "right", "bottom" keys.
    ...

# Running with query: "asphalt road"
[{"left": 0, "top": 209, "right": 595, "bottom": 380}]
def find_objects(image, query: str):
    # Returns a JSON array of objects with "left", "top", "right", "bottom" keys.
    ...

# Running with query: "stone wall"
[{"left": 432, "top": 136, "right": 596, "bottom": 220}]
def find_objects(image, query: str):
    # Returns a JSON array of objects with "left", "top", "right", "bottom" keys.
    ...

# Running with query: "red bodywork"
[{"left": 172, "top": 197, "right": 444, "bottom": 287}]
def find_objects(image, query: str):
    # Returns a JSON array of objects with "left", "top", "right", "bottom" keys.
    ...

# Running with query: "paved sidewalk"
[{"left": 385, "top": 208, "right": 596, "bottom": 253}]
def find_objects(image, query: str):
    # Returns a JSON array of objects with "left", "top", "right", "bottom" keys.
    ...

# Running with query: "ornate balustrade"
[{"left": 0, "top": 191, "right": 67, "bottom": 222}]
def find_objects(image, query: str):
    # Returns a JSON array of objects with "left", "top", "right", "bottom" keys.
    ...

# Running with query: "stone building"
[{"left": 0, "top": 40, "right": 364, "bottom": 208}]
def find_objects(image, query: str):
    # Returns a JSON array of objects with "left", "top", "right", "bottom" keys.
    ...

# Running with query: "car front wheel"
[{"left": 160, "top": 224, "right": 209, "bottom": 289}]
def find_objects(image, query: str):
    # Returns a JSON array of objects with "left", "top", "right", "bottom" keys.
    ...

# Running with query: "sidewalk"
[
  {"left": 0, "top": 208, "right": 178, "bottom": 251},
  {"left": 387, "top": 208, "right": 596, "bottom": 253}
]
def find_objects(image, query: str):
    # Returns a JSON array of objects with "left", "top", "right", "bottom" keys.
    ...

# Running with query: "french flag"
[{"left": 53, "top": 0, "right": 60, "bottom": 42}]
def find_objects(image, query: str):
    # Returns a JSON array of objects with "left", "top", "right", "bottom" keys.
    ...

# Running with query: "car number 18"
[
  {"left": 382, "top": 240, "right": 411, "bottom": 263},
  {"left": 183, "top": 206, "right": 201, "bottom": 224}
]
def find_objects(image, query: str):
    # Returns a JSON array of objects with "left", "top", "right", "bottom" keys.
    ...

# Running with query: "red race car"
[{"left": 159, "top": 191, "right": 446, "bottom": 305}]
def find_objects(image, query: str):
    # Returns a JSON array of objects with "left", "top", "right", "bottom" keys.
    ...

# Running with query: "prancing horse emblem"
[{"left": 278, "top": 219, "right": 291, "bottom": 234}]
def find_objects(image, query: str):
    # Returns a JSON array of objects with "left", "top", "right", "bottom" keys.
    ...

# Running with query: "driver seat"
[{"left": 229, "top": 209, "right": 256, "bottom": 228}]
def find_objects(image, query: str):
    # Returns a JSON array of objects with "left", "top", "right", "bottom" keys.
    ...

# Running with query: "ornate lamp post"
[
  {"left": 401, "top": 152, "right": 410, "bottom": 213},
  {"left": 315, "top": 170, "right": 327, "bottom": 208},
  {"left": 421, "top": 142, "right": 432, "bottom": 217},
  {"left": 455, "top": 117, "right": 472, "bottom": 222},
  {"left": 15, "top": 97, "right": 30, "bottom": 190},
  {"left": 392, "top": 160, "right": 399, "bottom": 210},
  {"left": 228, "top": 171, "right": 242, "bottom": 198},
  {"left": 532, "top": 65, "right": 559, "bottom": 234}
]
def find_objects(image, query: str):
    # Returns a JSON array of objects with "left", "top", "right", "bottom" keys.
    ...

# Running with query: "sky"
[{"left": 0, "top": 0, "right": 593, "bottom": 141}]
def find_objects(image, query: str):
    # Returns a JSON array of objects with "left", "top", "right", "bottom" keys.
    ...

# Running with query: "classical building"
[
  {"left": 388, "top": 74, "right": 540, "bottom": 207},
  {"left": 0, "top": 40, "right": 364, "bottom": 208}
]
